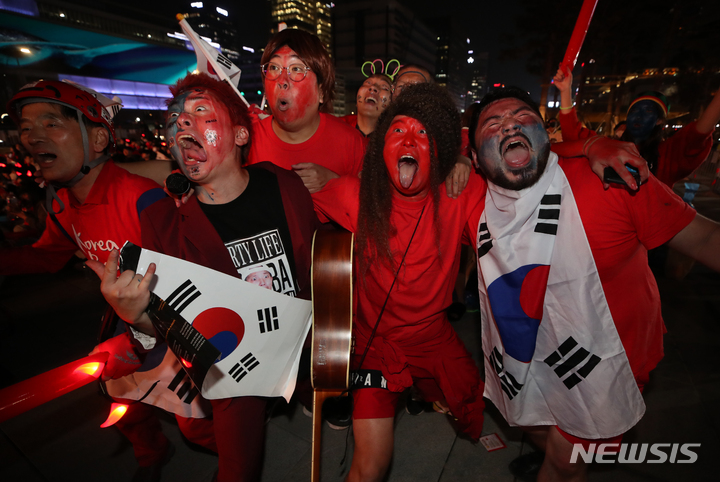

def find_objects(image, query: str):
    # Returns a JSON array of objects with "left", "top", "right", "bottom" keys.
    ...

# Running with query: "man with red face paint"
[
  {"left": 247, "top": 29, "right": 365, "bottom": 198},
  {"left": 342, "top": 73, "right": 393, "bottom": 137},
  {"left": 312, "top": 83, "right": 488, "bottom": 481},
  {"left": 89, "top": 73, "right": 320, "bottom": 482},
  {"left": 469, "top": 86, "right": 720, "bottom": 482}
]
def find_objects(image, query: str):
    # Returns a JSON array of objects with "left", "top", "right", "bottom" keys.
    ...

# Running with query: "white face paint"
[{"left": 204, "top": 129, "right": 218, "bottom": 147}]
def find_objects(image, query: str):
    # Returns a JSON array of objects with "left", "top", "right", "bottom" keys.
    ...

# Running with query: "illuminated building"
[
  {"left": 333, "top": 0, "right": 437, "bottom": 116},
  {"left": 0, "top": 0, "right": 263, "bottom": 140},
  {"left": 270, "top": 0, "right": 333, "bottom": 54}
]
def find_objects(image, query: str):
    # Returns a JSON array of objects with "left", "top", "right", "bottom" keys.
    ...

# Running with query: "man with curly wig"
[{"left": 314, "top": 82, "right": 488, "bottom": 481}]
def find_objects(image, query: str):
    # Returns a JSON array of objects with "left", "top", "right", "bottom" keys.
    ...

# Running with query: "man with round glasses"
[
  {"left": 248, "top": 29, "right": 366, "bottom": 200},
  {"left": 261, "top": 62, "right": 313, "bottom": 82}
]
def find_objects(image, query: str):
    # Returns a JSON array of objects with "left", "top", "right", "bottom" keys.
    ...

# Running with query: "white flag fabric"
[
  {"left": 115, "top": 247, "right": 311, "bottom": 402},
  {"left": 477, "top": 152, "right": 645, "bottom": 439},
  {"left": 177, "top": 15, "right": 248, "bottom": 106},
  {"left": 63, "top": 80, "right": 123, "bottom": 120}
]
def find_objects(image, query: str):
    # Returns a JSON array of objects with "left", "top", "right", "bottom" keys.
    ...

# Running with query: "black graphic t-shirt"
[{"left": 199, "top": 166, "right": 298, "bottom": 296}]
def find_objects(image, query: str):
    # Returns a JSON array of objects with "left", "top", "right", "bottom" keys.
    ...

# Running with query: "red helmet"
[{"left": 7, "top": 79, "right": 120, "bottom": 145}]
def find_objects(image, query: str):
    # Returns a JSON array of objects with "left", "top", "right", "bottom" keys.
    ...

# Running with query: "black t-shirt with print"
[{"left": 199, "top": 166, "right": 299, "bottom": 296}]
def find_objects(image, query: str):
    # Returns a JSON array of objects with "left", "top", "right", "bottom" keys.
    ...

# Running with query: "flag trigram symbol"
[
  {"left": 107, "top": 104, "right": 121, "bottom": 118},
  {"left": 477, "top": 222, "right": 493, "bottom": 259},
  {"left": 228, "top": 353, "right": 260, "bottom": 383},
  {"left": 543, "top": 337, "right": 601, "bottom": 389},
  {"left": 534, "top": 194, "right": 560, "bottom": 235},
  {"left": 216, "top": 53, "right": 232, "bottom": 69},
  {"left": 258, "top": 306, "right": 279, "bottom": 334},
  {"left": 168, "top": 368, "right": 199, "bottom": 404},
  {"left": 489, "top": 347, "right": 523, "bottom": 400},
  {"left": 166, "top": 280, "right": 202, "bottom": 314}
]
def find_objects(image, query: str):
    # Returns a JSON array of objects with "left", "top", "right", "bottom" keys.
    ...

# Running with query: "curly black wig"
[{"left": 356, "top": 82, "right": 461, "bottom": 273}]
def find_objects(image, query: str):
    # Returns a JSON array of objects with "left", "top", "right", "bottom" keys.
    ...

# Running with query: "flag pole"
[{"left": 177, "top": 13, "right": 250, "bottom": 107}]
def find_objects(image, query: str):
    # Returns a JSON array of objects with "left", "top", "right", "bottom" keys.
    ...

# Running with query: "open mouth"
[
  {"left": 365, "top": 97, "right": 377, "bottom": 105},
  {"left": 502, "top": 139, "right": 531, "bottom": 169},
  {"left": 277, "top": 98, "right": 290, "bottom": 112},
  {"left": 177, "top": 134, "right": 207, "bottom": 163},
  {"left": 398, "top": 155, "right": 418, "bottom": 189},
  {"left": 34, "top": 152, "right": 57, "bottom": 163}
]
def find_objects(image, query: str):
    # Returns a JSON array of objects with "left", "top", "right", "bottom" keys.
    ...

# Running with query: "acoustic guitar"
[{"left": 310, "top": 229, "right": 354, "bottom": 482}]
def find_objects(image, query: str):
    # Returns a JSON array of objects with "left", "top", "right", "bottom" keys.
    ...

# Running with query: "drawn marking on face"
[{"left": 204, "top": 129, "right": 218, "bottom": 147}]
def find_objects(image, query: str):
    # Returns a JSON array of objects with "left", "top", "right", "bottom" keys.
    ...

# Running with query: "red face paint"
[
  {"left": 264, "top": 46, "right": 321, "bottom": 130},
  {"left": 167, "top": 88, "right": 238, "bottom": 183},
  {"left": 383, "top": 116, "right": 432, "bottom": 201}
]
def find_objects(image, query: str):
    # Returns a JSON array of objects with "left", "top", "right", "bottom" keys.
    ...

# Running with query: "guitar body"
[{"left": 310, "top": 229, "right": 354, "bottom": 482}]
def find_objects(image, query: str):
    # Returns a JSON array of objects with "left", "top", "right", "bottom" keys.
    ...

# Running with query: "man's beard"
[{"left": 483, "top": 142, "right": 551, "bottom": 191}]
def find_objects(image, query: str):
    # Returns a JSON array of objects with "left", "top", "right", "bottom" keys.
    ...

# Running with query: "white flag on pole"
[{"left": 177, "top": 13, "right": 249, "bottom": 107}]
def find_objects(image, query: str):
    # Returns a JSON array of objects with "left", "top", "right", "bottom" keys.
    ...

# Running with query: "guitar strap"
[
  {"left": 337, "top": 204, "right": 427, "bottom": 468},
  {"left": 355, "top": 204, "right": 427, "bottom": 374}
]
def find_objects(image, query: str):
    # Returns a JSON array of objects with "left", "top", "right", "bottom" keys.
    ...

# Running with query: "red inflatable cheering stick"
[
  {"left": 559, "top": 0, "right": 599, "bottom": 76},
  {"left": 0, "top": 352, "right": 109, "bottom": 423}
]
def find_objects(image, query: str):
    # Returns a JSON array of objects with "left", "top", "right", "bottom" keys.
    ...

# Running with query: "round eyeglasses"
[{"left": 261, "top": 62, "right": 312, "bottom": 82}]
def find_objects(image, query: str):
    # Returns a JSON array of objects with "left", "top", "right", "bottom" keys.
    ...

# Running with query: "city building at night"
[
  {"left": 0, "top": 0, "right": 266, "bottom": 141},
  {"left": 269, "top": 0, "right": 333, "bottom": 54},
  {"left": 430, "top": 18, "right": 487, "bottom": 112},
  {"left": 333, "top": 0, "right": 437, "bottom": 116}
]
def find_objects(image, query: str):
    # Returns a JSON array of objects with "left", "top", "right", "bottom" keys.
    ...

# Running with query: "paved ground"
[{"left": 1, "top": 172, "right": 719, "bottom": 481}]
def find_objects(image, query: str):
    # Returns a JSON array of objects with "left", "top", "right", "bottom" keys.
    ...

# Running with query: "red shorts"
[{"left": 352, "top": 364, "right": 445, "bottom": 419}]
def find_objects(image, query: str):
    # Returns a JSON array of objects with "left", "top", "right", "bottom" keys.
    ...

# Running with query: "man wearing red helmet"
[{"left": 0, "top": 80, "right": 212, "bottom": 481}]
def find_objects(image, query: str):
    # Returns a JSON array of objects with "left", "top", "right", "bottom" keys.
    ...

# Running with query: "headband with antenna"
[{"left": 361, "top": 59, "right": 402, "bottom": 82}]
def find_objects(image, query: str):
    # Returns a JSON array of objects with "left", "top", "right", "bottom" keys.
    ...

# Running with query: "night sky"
[
  {"left": 101, "top": 0, "right": 720, "bottom": 102},
  {"left": 111, "top": 0, "right": 538, "bottom": 95}
]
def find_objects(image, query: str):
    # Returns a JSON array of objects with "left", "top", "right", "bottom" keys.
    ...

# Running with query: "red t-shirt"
[
  {"left": 340, "top": 113, "right": 358, "bottom": 128},
  {"left": 314, "top": 172, "right": 487, "bottom": 347},
  {"left": 0, "top": 161, "right": 164, "bottom": 274},
  {"left": 246, "top": 113, "right": 364, "bottom": 177},
  {"left": 247, "top": 113, "right": 366, "bottom": 221},
  {"left": 559, "top": 157, "right": 696, "bottom": 382}
]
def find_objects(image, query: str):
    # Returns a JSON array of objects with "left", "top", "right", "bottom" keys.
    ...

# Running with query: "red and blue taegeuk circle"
[{"left": 192, "top": 307, "right": 245, "bottom": 362}]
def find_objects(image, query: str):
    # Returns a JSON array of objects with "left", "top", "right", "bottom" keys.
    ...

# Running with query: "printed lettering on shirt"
[
  {"left": 72, "top": 224, "right": 121, "bottom": 261},
  {"left": 225, "top": 229, "right": 297, "bottom": 296}
]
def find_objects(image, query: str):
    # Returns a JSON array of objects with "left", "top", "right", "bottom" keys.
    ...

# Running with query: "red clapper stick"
[
  {"left": 559, "top": 0, "right": 599, "bottom": 74},
  {"left": 0, "top": 352, "right": 109, "bottom": 423}
]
